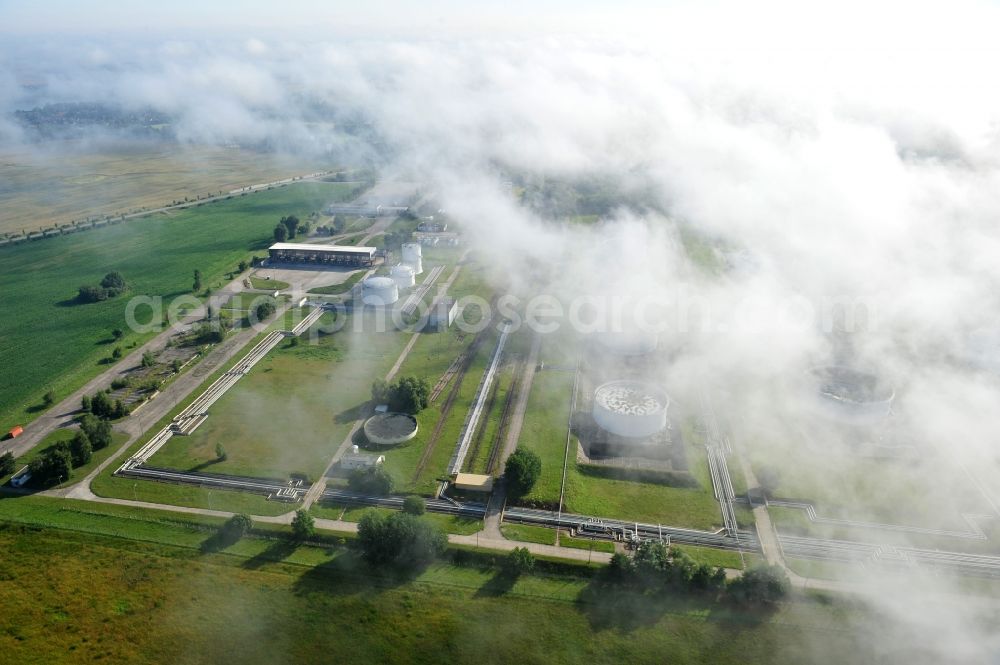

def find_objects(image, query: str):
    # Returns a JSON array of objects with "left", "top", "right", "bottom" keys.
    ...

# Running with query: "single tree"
[
  {"left": 506, "top": 547, "right": 535, "bottom": 575},
  {"left": 215, "top": 443, "right": 227, "bottom": 461},
  {"left": 90, "top": 391, "right": 113, "bottom": 419},
  {"left": 43, "top": 390, "right": 55, "bottom": 406},
  {"left": 69, "top": 431, "right": 93, "bottom": 467},
  {"left": 255, "top": 301, "right": 276, "bottom": 321},
  {"left": 291, "top": 509, "right": 315, "bottom": 541},
  {"left": 388, "top": 376, "right": 430, "bottom": 413},
  {"left": 222, "top": 513, "right": 254, "bottom": 542},
  {"left": 193, "top": 269, "right": 203, "bottom": 293},
  {"left": 80, "top": 394, "right": 91, "bottom": 412},
  {"left": 402, "top": 495, "right": 426, "bottom": 516},
  {"left": 504, "top": 448, "right": 542, "bottom": 497},
  {"left": 112, "top": 328, "right": 124, "bottom": 340},
  {"left": 112, "top": 346, "right": 123, "bottom": 360},
  {"left": 273, "top": 224, "right": 288, "bottom": 243},
  {"left": 141, "top": 351, "right": 156, "bottom": 367},
  {"left": 100, "top": 271, "right": 127, "bottom": 296}
]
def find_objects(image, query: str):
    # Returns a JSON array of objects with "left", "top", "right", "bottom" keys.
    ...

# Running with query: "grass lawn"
[
  {"left": 376, "top": 296, "right": 498, "bottom": 495},
  {"left": 90, "top": 323, "right": 319, "bottom": 515},
  {"left": 1, "top": 428, "right": 129, "bottom": 489},
  {"left": 337, "top": 505, "right": 483, "bottom": 535},
  {"left": 148, "top": 310, "right": 410, "bottom": 480},
  {"left": 0, "top": 496, "right": 909, "bottom": 665},
  {"left": 0, "top": 181, "right": 358, "bottom": 434},
  {"left": 513, "top": 333, "right": 723, "bottom": 530},
  {"left": 558, "top": 535, "right": 617, "bottom": 554},
  {"left": 501, "top": 523, "right": 557, "bottom": 545}
]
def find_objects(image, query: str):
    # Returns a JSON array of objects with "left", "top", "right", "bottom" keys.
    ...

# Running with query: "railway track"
[
  {"left": 411, "top": 319, "right": 495, "bottom": 481},
  {"left": 485, "top": 356, "right": 523, "bottom": 474},
  {"left": 429, "top": 354, "right": 464, "bottom": 403},
  {"left": 463, "top": 358, "right": 504, "bottom": 472}
]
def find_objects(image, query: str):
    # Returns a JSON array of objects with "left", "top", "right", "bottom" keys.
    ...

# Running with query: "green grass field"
[
  {"left": 335, "top": 504, "right": 483, "bottom": 535},
  {"left": 0, "top": 181, "right": 357, "bottom": 434},
  {"left": 0, "top": 496, "right": 914, "bottom": 665},
  {"left": 514, "top": 333, "right": 722, "bottom": 529},
  {"left": 149, "top": 311, "right": 410, "bottom": 481}
]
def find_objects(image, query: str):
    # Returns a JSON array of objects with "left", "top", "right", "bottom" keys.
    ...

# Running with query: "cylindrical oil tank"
[
  {"left": 592, "top": 380, "right": 669, "bottom": 438},
  {"left": 594, "top": 330, "right": 659, "bottom": 356},
  {"left": 401, "top": 242, "right": 423, "bottom": 274},
  {"left": 361, "top": 276, "right": 399, "bottom": 306},
  {"left": 810, "top": 365, "right": 894, "bottom": 423},
  {"left": 390, "top": 264, "right": 416, "bottom": 289}
]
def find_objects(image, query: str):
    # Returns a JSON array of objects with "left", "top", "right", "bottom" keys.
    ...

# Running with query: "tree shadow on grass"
[
  {"left": 290, "top": 551, "right": 425, "bottom": 598},
  {"left": 242, "top": 538, "right": 299, "bottom": 569},
  {"left": 475, "top": 570, "right": 518, "bottom": 598},
  {"left": 200, "top": 530, "right": 244, "bottom": 554},
  {"left": 576, "top": 577, "right": 773, "bottom": 633},
  {"left": 335, "top": 402, "right": 370, "bottom": 425}
]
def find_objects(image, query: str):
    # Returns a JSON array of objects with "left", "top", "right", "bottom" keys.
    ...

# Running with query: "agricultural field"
[
  {"left": 0, "top": 180, "right": 357, "bottom": 434},
  {"left": 148, "top": 311, "right": 411, "bottom": 481},
  {"left": 514, "top": 333, "right": 723, "bottom": 530},
  {"left": 0, "top": 497, "right": 923, "bottom": 665},
  {"left": 0, "top": 142, "right": 332, "bottom": 235}
]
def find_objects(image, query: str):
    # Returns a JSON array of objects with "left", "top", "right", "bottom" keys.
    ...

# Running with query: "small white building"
[{"left": 340, "top": 445, "right": 385, "bottom": 470}]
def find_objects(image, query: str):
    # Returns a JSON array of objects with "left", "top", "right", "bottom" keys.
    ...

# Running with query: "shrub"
[
  {"left": 357, "top": 511, "right": 446, "bottom": 567},
  {"left": 348, "top": 466, "right": 394, "bottom": 496},
  {"left": 255, "top": 301, "right": 276, "bottom": 321},
  {"left": 727, "top": 564, "right": 790, "bottom": 605},
  {"left": 402, "top": 496, "right": 426, "bottom": 516},
  {"left": 506, "top": 547, "right": 535, "bottom": 575},
  {"left": 504, "top": 448, "right": 541, "bottom": 497}
]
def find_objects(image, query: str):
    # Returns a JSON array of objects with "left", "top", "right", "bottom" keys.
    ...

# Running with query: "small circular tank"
[
  {"left": 592, "top": 380, "right": 669, "bottom": 438},
  {"left": 361, "top": 276, "right": 399, "bottom": 306}
]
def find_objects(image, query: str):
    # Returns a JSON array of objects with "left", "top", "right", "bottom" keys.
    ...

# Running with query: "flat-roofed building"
[
  {"left": 268, "top": 242, "right": 376, "bottom": 266},
  {"left": 453, "top": 473, "right": 494, "bottom": 493}
]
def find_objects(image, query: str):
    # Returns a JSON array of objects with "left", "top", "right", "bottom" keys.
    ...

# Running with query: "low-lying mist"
[{"left": 4, "top": 7, "right": 1000, "bottom": 660}]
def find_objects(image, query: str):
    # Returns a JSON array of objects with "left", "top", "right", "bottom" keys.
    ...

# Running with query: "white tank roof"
[
  {"left": 592, "top": 380, "right": 669, "bottom": 438},
  {"left": 363, "top": 276, "right": 396, "bottom": 288}
]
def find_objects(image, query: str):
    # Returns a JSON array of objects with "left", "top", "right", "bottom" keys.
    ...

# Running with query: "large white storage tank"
[
  {"left": 592, "top": 380, "right": 669, "bottom": 438},
  {"left": 401, "top": 242, "right": 423, "bottom": 275},
  {"left": 594, "top": 329, "right": 659, "bottom": 357},
  {"left": 390, "top": 264, "right": 416, "bottom": 289},
  {"left": 361, "top": 276, "right": 399, "bottom": 306},
  {"left": 810, "top": 365, "right": 894, "bottom": 424}
]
